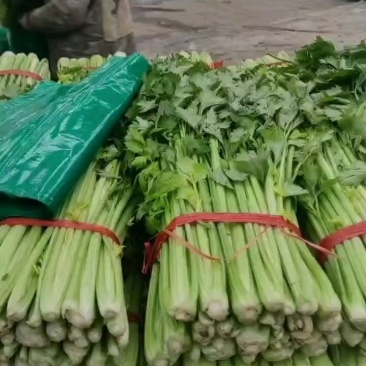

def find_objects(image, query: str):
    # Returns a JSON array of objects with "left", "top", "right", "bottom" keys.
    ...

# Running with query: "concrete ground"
[{"left": 131, "top": 0, "right": 366, "bottom": 63}]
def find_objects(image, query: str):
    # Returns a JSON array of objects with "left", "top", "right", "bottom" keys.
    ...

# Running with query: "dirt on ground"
[{"left": 131, "top": 0, "right": 366, "bottom": 63}]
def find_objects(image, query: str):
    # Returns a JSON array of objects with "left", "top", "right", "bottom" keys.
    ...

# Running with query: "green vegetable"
[
  {"left": 180, "top": 351, "right": 340, "bottom": 365},
  {"left": 125, "top": 53, "right": 340, "bottom": 364},
  {"left": 57, "top": 55, "right": 109, "bottom": 84},
  {"left": 0, "top": 145, "right": 137, "bottom": 364},
  {"left": 280, "top": 38, "right": 366, "bottom": 347},
  {"left": 0, "top": 51, "right": 50, "bottom": 99}
]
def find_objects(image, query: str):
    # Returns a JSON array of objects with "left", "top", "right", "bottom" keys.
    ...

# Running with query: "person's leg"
[{"left": 115, "top": 33, "right": 137, "bottom": 55}]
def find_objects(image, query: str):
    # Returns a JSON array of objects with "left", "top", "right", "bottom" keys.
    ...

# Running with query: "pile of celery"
[
  {"left": 0, "top": 53, "right": 144, "bottom": 365},
  {"left": 297, "top": 129, "right": 366, "bottom": 350},
  {"left": 56, "top": 51, "right": 213, "bottom": 84},
  {"left": 179, "top": 345, "right": 366, "bottom": 365},
  {"left": 181, "top": 344, "right": 366, "bottom": 365},
  {"left": 178, "top": 345, "right": 366, "bottom": 365},
  {"left": 57, "top": 55, "right": 110, "bottom": 84},
  {"left": 0, "top": 51, "right": 50, "bottom": 99},
  {"left": 181, "top": 352, "right": 335, "bottom": 366},
  {"left": 56, "top": 52, "right": 131, "bottom": 84},
  {"left": 224, "top": 38, "right": 366, "bottom": 357},
  {"left": 0, "top": 145, "right": 137, "bottom": 365},
  {"left": 124, "top": 54, "right": 341, "bottom": 364},
  {"left": 277, "top": 39, "right": 366, "bottom": 351}
]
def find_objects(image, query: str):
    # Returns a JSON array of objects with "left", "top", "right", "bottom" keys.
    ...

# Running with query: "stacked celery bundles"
[
  {"left": 0, "top": 145, "right": 137, "bottom": 365},
  {"left": 297, "top": 128, "right": 366, "bottom": 349},
  {"left": 182, "top": 352, "right": 335, "bottom": 366},
  {"left": 57, "top": 55, "right": 109, "bottom": 84},
  {"left": 57, "top": 52, "right": 128, "bottom": 84},
  {"left": 124, "top": 55, "right": 341, "bottom": 364},
  {"left": 277, "top": 39, "right": 366, "bottom": 350},
  {"left": 0, "top": 51, "right": 50, "bottom": 99},
  {"left": 57, "top": 51, "right": 213, "bottom": 84},
  {"left": 183, "top": 347, "right": 366, "bottom": 366}
]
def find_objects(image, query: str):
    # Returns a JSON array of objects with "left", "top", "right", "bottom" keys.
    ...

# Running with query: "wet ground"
[{"left": 131, "top": 0, "right": 366, "bottom": 63}]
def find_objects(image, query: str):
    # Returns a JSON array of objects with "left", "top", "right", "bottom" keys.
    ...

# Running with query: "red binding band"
[
  {"left": 0, "top": 218, "right": 121, "bottom": 246},
  {"left": 142, "top": 212, "right": 333, "bottom": 273},
  {"left": 319, "top": 221, "right": 366, "bottom": 264},
  {"left": 211, "top": 60, "right": 224, "bottom": 69},
  {"left": 0, "top": 70, "right": 43, "bottom": 81}
]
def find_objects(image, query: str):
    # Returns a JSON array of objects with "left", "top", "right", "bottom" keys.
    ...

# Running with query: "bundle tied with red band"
[
  {"left": 318, "top": 222, "right": 366, "bottom": 265},
  {"left": 142, "top": 207, "right": 342, "bottom": 363},
  {"left": 211, "top": 60, "right": 224, "bottom": 69},
  {"left": 314, "top": 219, "right": 366, "bottom": 349},
  {"left": 0, "top": 52, "right": 50, "bottom": 100},
  {"left": 0, "top": 217, "right": 122, "bottom": 246},
  {"left": 0, "top": 69, "right": 43, "bottom": 81},
  {"left": 0, "top": 158, "right": 137, "bottom": 364},
  {"left": 125, "top": 52, "right": 344, "bottom": 364},
  {"left": 143, "top": 212, "right": 334, "bottom": 274}
]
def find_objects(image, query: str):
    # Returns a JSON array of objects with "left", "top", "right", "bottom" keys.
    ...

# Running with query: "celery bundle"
[
  {"left": 0, "top": 146, "right": 137, "bottom": 365},
  {"left": 57, "top": 53, "right": 128, "bottom": 84},
  {"left": 0, "top": 51, "right": 50, "bottom": 99},
  {"left": 57, "top": 55, "right": 109, "bottom": 84},
  {"left": 56, "top": 51, "right": 213, "bottom": 85},
  {"left": 125, "top": 54, "right": 340, "bottom": 364},
  {"left": 297, "top": 131, "right": 366, "bottom": 349},
  {"left": 279, "top": 39, "right": 366, "bottom": 349}
]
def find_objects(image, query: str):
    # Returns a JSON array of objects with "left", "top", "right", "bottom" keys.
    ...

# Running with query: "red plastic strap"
[
  {"left": 128, "top": 312, "right": 140, "bottom": 324},
  {"left": 211, "top": 60, "right": 224, "bottom": 69},
  {"left": 0, "top": 218, "right": 121, "bottom": 246},
  {"left": 0, "top": 70, "right": 43, "bottom": 81},
  {"left": 142, "top": 212, "right": 333, "bottom": 273},
  {"left": 319, "top": 221, "right": 366, "bottom": 264}
]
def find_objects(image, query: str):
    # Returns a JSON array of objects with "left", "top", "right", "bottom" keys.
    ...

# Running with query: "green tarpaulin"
[{"left": 0, "top": 53, "right": 150, "bottom": 220}]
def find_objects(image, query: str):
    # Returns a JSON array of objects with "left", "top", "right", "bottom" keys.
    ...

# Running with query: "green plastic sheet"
[{"left": 0, "top": 53, "right": 150, "bottom": 220}]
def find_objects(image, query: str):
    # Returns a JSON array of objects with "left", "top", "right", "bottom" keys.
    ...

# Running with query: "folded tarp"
[{"left": 0, "top": 53, "right": 150, "bottom": 219}]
